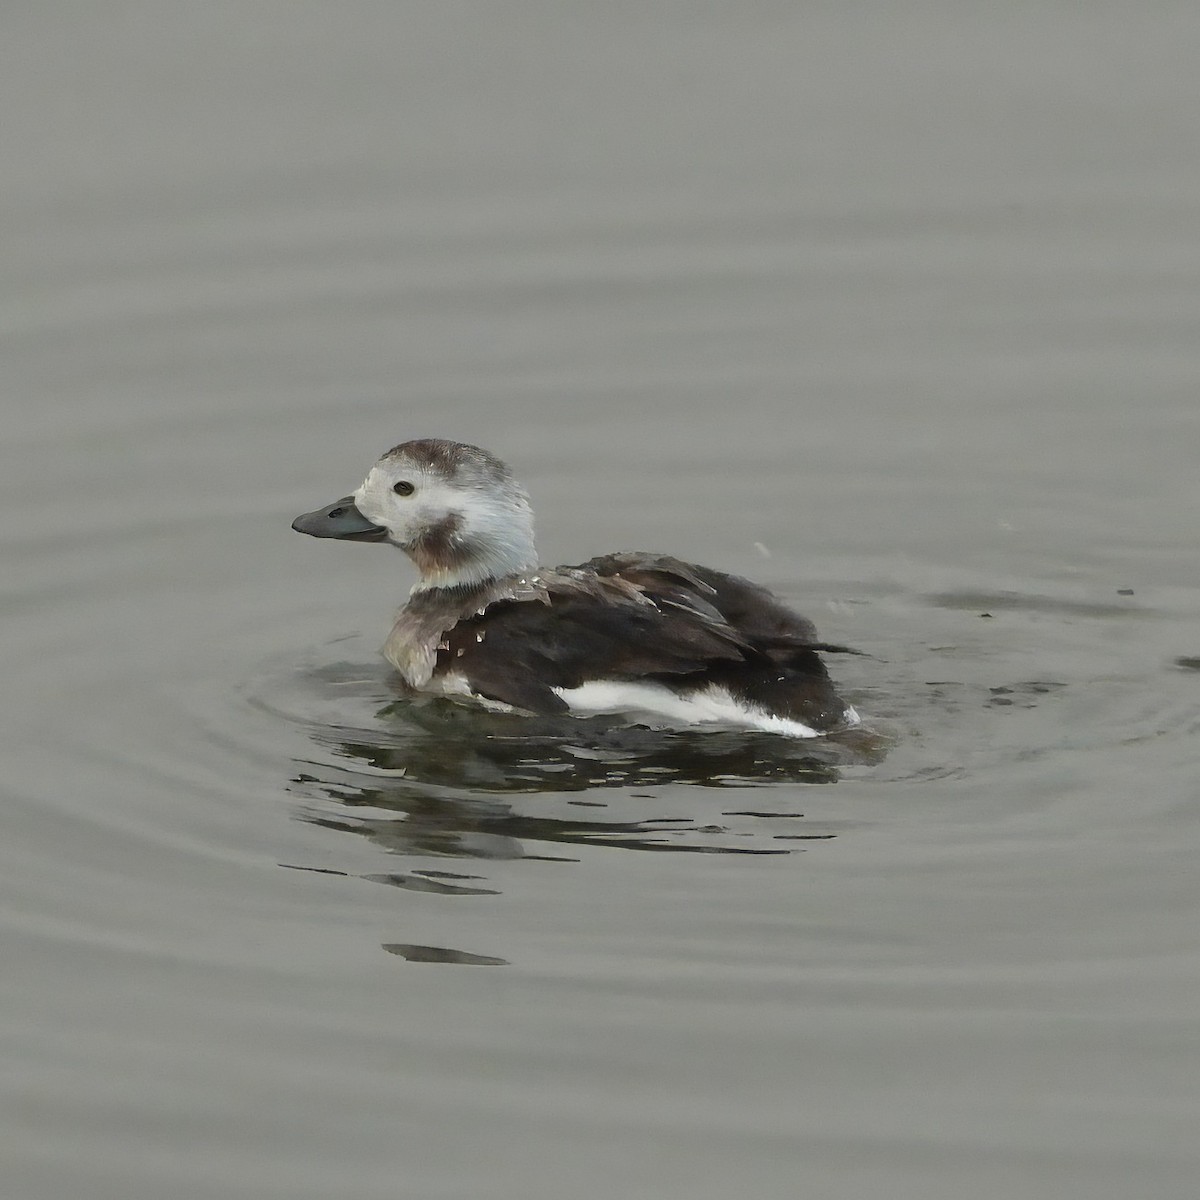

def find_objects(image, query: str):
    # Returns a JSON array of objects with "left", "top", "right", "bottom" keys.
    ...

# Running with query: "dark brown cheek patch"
[{"left": 408, "top": 512, "right": 471, "bottom": 574}]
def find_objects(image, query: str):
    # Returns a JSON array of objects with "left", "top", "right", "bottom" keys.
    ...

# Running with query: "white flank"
[
  {"left": 553, "top": 680, "right": 845, "bottom": 739},
  {"left": 437, "top": 673, "right": 860, "bottom": 737}
]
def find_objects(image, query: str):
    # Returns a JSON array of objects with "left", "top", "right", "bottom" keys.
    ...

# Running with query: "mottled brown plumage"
[{"left": 422, "top": 555, "right": 852, "bottom": 728}]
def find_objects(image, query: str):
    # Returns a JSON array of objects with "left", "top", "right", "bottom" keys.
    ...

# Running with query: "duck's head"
[{"left": 292, "top": 438, "right": 537, "bottom": 590}]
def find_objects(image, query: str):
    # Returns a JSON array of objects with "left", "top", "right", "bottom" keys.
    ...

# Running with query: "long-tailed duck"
[{"left": 292, "top": 439, "right": 858, "bottom": 738}]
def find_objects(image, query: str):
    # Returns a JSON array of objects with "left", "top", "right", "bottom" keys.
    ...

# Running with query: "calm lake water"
[{"left": 4, "top": 4, "right": 1199, "bottom": 1198}]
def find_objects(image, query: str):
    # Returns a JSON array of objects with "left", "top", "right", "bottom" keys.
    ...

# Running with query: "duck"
[{"left": 292, "top": 438, "right": 858, "bottom": 738}]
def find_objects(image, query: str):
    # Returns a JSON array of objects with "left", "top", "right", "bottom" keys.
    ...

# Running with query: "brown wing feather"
[
  {"left": 579, "top": 553, "right": 846, "bottom": 657},
  {"left": 432, "top": 556, "right": 853, "bottom": 725},
  {"left": 438, "top": 571, "right": 750, "bottom": 712}
]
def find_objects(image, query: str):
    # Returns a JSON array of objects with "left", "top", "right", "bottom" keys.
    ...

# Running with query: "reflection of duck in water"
[
  {"left": 292, "top": 439, "right": 859, "bottom": 737},
  {"left": 294, "top": 712, "right": 844, "bottom": 862}
]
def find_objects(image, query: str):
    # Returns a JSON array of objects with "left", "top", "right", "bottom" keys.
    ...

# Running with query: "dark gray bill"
[{"left": 291, "top": 496, "right": 388, "bottom": 541}]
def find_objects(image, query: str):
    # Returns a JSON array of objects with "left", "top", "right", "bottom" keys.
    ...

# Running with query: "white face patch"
[{"left": 354, "top": 454, "right": 538, "bottom": 588}]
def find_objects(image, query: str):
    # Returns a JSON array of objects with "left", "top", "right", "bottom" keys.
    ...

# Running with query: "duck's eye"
[{"left": 392, "top": 481, "right": 415, "bottom": 496}]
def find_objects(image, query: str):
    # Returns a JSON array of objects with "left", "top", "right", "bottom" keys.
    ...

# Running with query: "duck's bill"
[{"left": 291, "top": 497, "right": 388, "bottom": 541}]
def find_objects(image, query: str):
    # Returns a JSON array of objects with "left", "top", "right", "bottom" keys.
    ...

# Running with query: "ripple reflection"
[{"left": 269, "top": 653, "right": 881, "bottom": 864}]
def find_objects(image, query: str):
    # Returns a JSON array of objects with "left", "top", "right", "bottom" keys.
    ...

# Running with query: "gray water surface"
[{"left": 3, "top": 5, "right": 1199, "bottom": 1198}]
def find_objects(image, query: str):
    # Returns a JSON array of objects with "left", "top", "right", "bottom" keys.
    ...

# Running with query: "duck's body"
[{"left": 293, "top": 439, "right": 857, "bottom": 738}]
